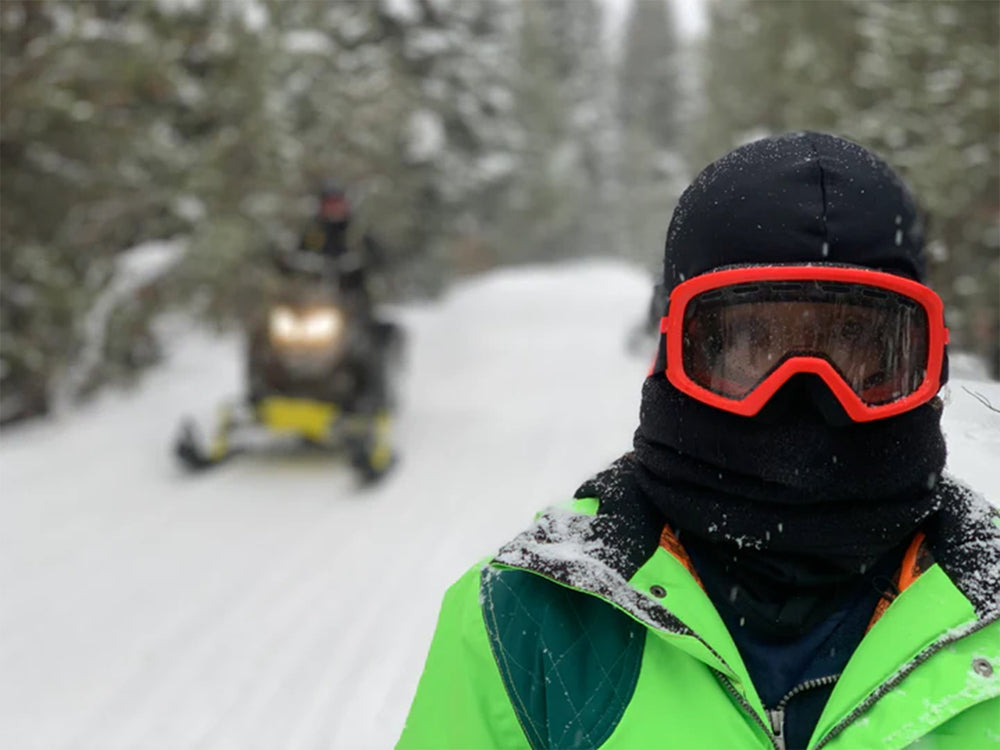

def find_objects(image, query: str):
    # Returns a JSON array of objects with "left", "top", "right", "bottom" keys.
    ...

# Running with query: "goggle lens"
[{"left": 681, "top": 280, "right": 930, "bottom": 406}]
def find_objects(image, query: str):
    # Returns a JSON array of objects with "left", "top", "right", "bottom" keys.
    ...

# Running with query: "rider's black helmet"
[
  {"left": 319, "top": 180, "right": 347, "bottom": 200},
  {"left": 318, "top": 180, "right": 351, "bottom": 222}
]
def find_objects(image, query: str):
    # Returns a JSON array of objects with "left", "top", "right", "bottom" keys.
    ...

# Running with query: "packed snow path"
[{"left": 1, "top": 262, "right": 997, "bottom": 749}]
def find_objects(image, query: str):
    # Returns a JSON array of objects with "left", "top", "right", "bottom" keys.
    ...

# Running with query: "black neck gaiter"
[{"left": 633, "top": 373, "right": 947, "bottom": 636}]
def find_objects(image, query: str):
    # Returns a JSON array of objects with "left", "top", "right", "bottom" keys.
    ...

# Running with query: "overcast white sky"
[{"left": 602, "top": 0, "right": 708, "bottom": 41}]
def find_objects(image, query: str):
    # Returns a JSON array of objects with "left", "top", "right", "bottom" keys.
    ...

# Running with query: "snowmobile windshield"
[{"left": 660, "top": 265, "right": 948, "bottom": 422}]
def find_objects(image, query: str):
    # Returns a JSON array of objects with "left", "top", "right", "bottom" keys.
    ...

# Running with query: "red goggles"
[{"left": 659, "top": 265, "right": 948, "bottom": 422}]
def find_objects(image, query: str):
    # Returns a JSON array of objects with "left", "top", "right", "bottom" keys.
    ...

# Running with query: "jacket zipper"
[
  {"left": 764, "top": 674, "right": 841, "bottom": 750},
  {"left": 812, "top": 614, "right": 1000, "bottom": 749},
  {"left": 714, "top": 671, "right": 781, "bottom": 750}
]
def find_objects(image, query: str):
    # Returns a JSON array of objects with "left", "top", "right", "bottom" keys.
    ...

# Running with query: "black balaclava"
[{"left": 634, "top": 132, "right": 948, "bottom": 638}]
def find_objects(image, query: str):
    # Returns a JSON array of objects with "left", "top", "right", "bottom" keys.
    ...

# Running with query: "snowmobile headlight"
[
  {"left": 302, "top": 308, "right": 344, "bottom": 343},
  {"left": 269, "top": 307, "right": 299, "bottom": 342}
]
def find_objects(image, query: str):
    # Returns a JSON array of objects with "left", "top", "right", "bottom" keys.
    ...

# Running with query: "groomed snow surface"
[{"left": 2, "top": 261, "right": 998, "bottom": 749}]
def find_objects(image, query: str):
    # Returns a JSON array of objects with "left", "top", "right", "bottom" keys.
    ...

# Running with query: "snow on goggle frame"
[{"left": 659, "top": 265, "right": 948, "bottom": 422}]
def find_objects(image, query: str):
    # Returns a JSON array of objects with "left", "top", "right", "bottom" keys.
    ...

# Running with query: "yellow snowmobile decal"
[
  {"left": 208, "top": 404, "right": 233, "bottom": 461},
  {"left": 368, "top": 411, "right": 394, "bottom": 471},
  {"left": 175, "top": 402, "right": 396, "bottom": 482},
  {"left": 257, "top": 397, "right": 340, "bottom": 442}
]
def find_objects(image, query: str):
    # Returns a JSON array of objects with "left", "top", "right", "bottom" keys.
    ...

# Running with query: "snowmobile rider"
[
  {"left": 397, "top": 132, "right": 1000, "bottom": 750},
  {"left": 281, "top": 181, "right": 389, "bottom": 315},
  {"left": 249, "top": 181, "right": 402, "bottom": 418}
]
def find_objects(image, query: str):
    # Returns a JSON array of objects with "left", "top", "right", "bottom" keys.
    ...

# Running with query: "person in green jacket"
[{"left": 398, "top": 133, "right": 1000, "bottom": 750}]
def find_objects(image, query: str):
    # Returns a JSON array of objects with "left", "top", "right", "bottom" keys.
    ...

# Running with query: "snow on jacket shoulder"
[{"left": 397, "top": 483, "right": 1000, "bottom": 750}]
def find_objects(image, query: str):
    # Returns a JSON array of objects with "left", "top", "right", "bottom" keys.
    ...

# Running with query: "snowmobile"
[{"left": 174, "top": 251, "right": 404, "bottom": 483}]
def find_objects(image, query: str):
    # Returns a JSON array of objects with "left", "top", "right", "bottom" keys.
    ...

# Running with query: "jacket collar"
[{"left": 494, "top": 455, "right": 999, "bottom": 628}]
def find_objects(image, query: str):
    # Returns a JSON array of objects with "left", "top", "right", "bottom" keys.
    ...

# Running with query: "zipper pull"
[{"left": 766, "top": 708, "right": 786, "bottom": 750}]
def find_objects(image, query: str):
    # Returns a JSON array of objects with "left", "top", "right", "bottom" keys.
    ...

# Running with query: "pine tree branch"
[{"left": 962, "top": 386, "right": 1000, "bottom": 414}]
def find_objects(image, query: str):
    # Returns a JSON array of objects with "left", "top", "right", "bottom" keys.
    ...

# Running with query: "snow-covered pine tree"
[
  {"left": 617, "top": 0, "right": 686, "bottom": 269},
  {"left": 850, "top": 1, "right": 999, "bottom": 377},
  {"left": 494, "top": 0, "right": 613, "bottom": 266},
  {"left": 0, "top": 0, "right": 194, "bottom": 420},
  {"left": 373, "top": 0, "right": 520, "bottom": 283},
  {"left": 692, "top": 0, "right": 867, "bottom": 165},
  {"left": 694, "top": 0, "right": 998, "bottom": 376}
]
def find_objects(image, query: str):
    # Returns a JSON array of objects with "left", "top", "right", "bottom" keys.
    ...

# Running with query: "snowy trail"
[{"left": 1, "top": 262, "right": 997, "bottom": 750}]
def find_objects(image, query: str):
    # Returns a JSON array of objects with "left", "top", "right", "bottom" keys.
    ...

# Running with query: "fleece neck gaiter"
[{"left": 632, "top": 374, "right": 947, "bottom": 637}]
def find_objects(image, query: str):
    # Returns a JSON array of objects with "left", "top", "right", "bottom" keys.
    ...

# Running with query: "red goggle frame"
[{"left": 659, "top": 265, "right": 948, "bottom": 422}]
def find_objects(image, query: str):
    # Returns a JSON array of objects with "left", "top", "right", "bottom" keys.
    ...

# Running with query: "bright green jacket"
[{"left": 398, "top": 483, "right": 1000, "bottom": 750}]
